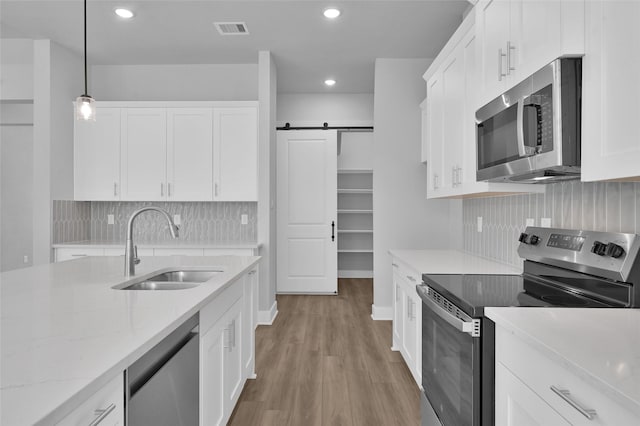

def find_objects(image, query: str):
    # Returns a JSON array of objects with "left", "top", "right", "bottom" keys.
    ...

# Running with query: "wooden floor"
[{"left": 228, "top": 278, "right": 421, "bottom": 426}]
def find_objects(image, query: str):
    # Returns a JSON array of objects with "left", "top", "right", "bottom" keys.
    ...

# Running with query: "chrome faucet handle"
[{"left": 134, "top": 245, "right": 140, "bottom": 265}]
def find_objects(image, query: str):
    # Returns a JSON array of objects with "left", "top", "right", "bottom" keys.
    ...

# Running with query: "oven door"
[{"left": 419, "top": 287, "right": 482, "bottom": 426}]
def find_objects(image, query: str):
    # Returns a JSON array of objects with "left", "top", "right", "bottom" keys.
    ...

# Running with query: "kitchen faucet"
[{"left": 125, "top": 207, "right": 179, "bottom": 276}]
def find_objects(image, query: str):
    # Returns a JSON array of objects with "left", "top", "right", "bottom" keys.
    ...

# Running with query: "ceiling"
[{"left": 0, "top": 0, "right": 468, "bottom": 93}]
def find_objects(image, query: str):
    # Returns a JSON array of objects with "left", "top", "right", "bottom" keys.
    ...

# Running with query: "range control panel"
[{"left": 517, "top": 227, "right": 640, "bottom": 282}]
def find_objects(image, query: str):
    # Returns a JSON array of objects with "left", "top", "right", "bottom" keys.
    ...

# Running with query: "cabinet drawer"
[
  {"left": 200, "top": 278, "right": 243, "bottom": 335},
  {"left": 57, "top": 374, "right": 124, "bottom": 425},
  {"left": 153, "top": 248, "right": 204, "bottom": 256},
  {"left": 203, "top": 248, "right": 255, "bottom": 256},
  {"left": 496, "top": 326, "right": 640, "bottom": 425},
  {"left": 55, "top": 248, "right": 105, "bottom": 262},
  {"left": 391, "top": 259, "right": 421, "bottom": 289}
]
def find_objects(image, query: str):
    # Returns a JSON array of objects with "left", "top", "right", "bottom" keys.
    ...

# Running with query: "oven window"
[
  {"left": 422, "top": 301, "right": 476, "bottom": 426},
  {"left": 477, "top": 104, "right": 520, "bottom": 169}
]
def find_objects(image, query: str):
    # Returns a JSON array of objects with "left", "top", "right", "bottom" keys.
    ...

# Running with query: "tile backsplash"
[
  {"left": 463, "top": 181, "right": 640, "bottom": 267},
  {"left": 52, "top": 200, "right": 92, "bottom": 244},
  {"left": 53, "top": 201, "right": 257, "bottom": 244}
]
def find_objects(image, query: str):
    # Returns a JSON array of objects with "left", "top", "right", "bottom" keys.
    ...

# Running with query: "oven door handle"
[{"left": 421, "top": 292, "right": 481, "bottom": 337}]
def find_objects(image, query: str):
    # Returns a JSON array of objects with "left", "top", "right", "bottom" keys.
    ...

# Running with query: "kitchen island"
[{"left": 1, "top": 255, "right": 260, "bottom": 425}]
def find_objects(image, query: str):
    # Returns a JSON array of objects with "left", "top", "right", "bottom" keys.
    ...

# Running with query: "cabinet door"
[
  {"left": 120, "top": 108, "right": 167, "bottom": 201},
  {"left": 495, "top": 362, "right": 571, "bottom": 426},
  {"left": 201, "top": 322, "right": 226, "bottom": 426},
  {"left": 224, "top": 299, "right": 244, "bottom": 411},
  {"left": 476, "top": 0, "right": 511, "bottom": 104},
  {"left": 441, "top": 44, "right": 464, "bottom": 190},
  {"left": 213, "top": 107, "right": 258, "bottom": 201},
  {"left": 243, "top": 269, "right": 258, "bottom": 376},
  {"left": 166, "top": 108, "right": 213, "bottom": 201},
  {"left": 582, "top": 1, "right": 640, "bottom": 181},
  {"left": 426, "top": 74, "right": 444, "bottom": 194},
  {"left": 509, "top": 0, "right": 562, "bottom": 82},
  {"left": 74, "top": 107, "right": 121, "bottom": 200},
  {"left": 402, "top": 294, "right": 418, "bottom": 371},
  {"left": 461, "top": 28, "right": 479, "bottom": 185},
  {"left": 392, "top": 271, "right": 404, "bottom": 348}
]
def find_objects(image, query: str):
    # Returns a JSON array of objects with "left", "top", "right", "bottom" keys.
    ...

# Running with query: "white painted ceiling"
[{"left": 0, "top": 0, "right": 468, "bottom": 93}]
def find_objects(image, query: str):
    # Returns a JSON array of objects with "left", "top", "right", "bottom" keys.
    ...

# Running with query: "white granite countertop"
[
  {"left": 52, "top": 240, "right": 261, "bottom": 249},
  {"left": 0, "top": 255, "right": 260, "bottom": 426},
  {"left": 388, "top": 249, "right": 522, "bottom": 275},
  {"left": 486, "top": 307, "right": 640, "bottom": 416}
]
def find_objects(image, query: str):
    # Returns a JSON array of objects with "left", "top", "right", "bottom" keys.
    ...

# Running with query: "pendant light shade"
[{"left": 76, "top": 0, "right": 96, "bottom": 121}]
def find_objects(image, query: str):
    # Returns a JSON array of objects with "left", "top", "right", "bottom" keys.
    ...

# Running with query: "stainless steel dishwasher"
[{"left": 126, "top": 314, "right": 199, "bottom": 426}]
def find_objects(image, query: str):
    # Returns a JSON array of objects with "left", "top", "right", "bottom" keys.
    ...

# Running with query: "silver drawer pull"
[
  {"left": 392, "top": 263, "right": 399, "bottom": 268},
  {"left": 406, "top": 275, "right": 416, "bottom": 282},
  {"left": 89, "top": 403, "right": 116, "bottom": 426},
  {"left": 71, "top": 254, "right": 87, "bottom": 257},
  {"left": 550, "top": 386, "right": 597, "bottom": 420}
]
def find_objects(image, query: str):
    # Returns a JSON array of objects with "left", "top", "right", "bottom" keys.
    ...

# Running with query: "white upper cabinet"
[
  {"left": 120, "top": 108, "right": 168, "bottom": 201},
  {"left": 74, "top": 107, "right": 121, "bottom": 201},
  {"left": 74, "top": 102, "right": 259, "bottom": 201},
  {"left": 167, "top": 108, "right": 213, "bottom": 201},
  {"left": 213, "top": 107, "right": 258, "bottom": 201},
  {"left": 582, "top": 1, "right": 640, "bottom": 181},
  {"left": 475, "top": 0, "right": 584, "bottom": 108},
  {"left": 423, "top": 19, "right": 545, "bottom": 199}
]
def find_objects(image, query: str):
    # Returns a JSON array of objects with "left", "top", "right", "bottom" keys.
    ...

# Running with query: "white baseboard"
[
  {"left": 338, "top": 270, "right": 374, "bottom": 278},
  {"left": 371, "top": 304, "right": 393, "bottom": 320},
  {"left": 257, "top": 300, "right": 278, "bottom": 325}
]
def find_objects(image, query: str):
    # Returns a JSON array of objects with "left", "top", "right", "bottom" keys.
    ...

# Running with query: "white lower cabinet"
[
  {"left": 56, "top": 374, "right": 124, "bottom": 425},
  {"left": 495, "top": 325, "right": 640, "bottom": 426},
  {"left": 391, "top": 258, "right": 422, "bottom": 387},
  {"left": 200, "top": 267, "right": 258, "bottom": 426}
]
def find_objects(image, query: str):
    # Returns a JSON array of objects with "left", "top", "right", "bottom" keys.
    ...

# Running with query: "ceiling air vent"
[{"left": 215, "top": 22, "right": 249, "bottom": 35}]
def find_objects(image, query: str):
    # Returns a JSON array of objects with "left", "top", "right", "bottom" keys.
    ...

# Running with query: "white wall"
[
  {"left": 258, "top": 51, "right": 278, "bottom": 321},
  {"left": 0, "top": 39, "right": 34, "bottom": 100},
  {"left": 91, "top": 64, "right": 259, "bottom": 101},
  {"left": 338, "top": 132, "right": 373, "bottom": 170},
  {"left": 277, "top": 93, "right": 373, "bottom": 127},
  {"left": 372, "top": 58, "right": 462, "bottom": 318}
]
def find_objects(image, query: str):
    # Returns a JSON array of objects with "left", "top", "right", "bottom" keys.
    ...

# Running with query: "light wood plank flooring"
[{"left": 229, "top": 278, "right": 420, "bottom": 425}]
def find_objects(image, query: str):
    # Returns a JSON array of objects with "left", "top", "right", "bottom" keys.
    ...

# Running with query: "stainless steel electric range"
[{"left": 416, "top": 227, "right": 640, "bottom": 426}]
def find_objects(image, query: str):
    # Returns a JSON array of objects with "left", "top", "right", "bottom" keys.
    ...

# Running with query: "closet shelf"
[
  {"left": 337, "top": 249, "right": 374, "bottom": 253},
  {"left": 337, "top": 229, "right": 373, "bottom": 234},
  {"left": 337, "top": 209, "right": 373, "bottom": 214},
  {"left": 337, "top": 188, "right": 373, "bottom": 194}
]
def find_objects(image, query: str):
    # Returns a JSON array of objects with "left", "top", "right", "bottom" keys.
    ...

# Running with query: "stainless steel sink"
[
  {"left": 122, "top": 281, "right": 201, "bottom": 291},
  {"left": 146, "top": 270, "right": 222, "bottom": 283},
  {"left": 114, "top": 270, "right": 223, "bottom": 290}
]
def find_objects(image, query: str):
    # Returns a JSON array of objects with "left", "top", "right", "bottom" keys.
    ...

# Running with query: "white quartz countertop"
[
  {"left": 388, "top": 249, "right": 522, "bottom": 275},
  {"left": 486, "top": 307, "right": 640, "bottom": 415},
  {"left": 0, "top": 255, "right": 260, "bottom": 426},
  {"left": 52, "top": 240, "right": 261, "bottom": 249}
]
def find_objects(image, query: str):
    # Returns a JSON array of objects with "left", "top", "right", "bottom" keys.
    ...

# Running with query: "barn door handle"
[{"left": 331, "top": 221, "right": 335, "bottom": 242}]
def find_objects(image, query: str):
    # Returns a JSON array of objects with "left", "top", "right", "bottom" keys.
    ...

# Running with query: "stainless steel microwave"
[{"left": 475, "top": 58, "right": 581, "bottom": 183}]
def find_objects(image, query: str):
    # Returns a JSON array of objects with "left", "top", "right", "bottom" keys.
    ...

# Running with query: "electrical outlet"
[
  {"left": 526, "top": 218, "right": 535, "bottom": 227},
  {"left": 241, "top": 214, "right": 248, "bottom": 225},
  {"left": 107, "top": 214, "right": 114, "bottom": 225},
  {"left": 173, "top": 214, "right": 181, "bottom": 225},
  {"left": 477, "top": 216, "right": 483, "bottom": 233},
  {"left": 23, "top": 255, "right": 29, "bottom": 264},
  {"left": 541, "top": 218, "right": 552, "bottom": 228}
]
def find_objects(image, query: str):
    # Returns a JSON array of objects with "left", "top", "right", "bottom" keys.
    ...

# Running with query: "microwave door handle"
[{"left": 516, "top": 99, "right": 527, "bottom": 158}]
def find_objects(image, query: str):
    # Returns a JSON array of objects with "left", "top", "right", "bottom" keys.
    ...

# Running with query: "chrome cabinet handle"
[
  {"left": 498, "top": 48, "right": 507, "bottom": 81},
  {"left": 457, "top": 167, "right": 462, "bottom": 185},
  {"left": 224, "top": 327, "right": 231, "bottom": 351},
  {"left": 507, "top": 41, "right": 516, "bottom": 74},
  {"left": 433, "top": 174, "right": 439, "bottom": 190},
  {"left": 168, "top": 183, "right": 171, "bottom": 197},
  {"left": 88, "top": 403, "right": 116, "bottom": 426},
  {"left": 392, "top": 263, "right": 399, "bottom": 268},
  {"left": 406, "top": 275, "right": 416, "bottom": 283},
  {"left": 71, "top": 254, "right": 87, "bottom": 257},
  {"left": 113, "top": 182, "right": 117, "bottom": 197},
  {"left": 407, "top": 296, "right": 411, "bottom": 319},
  {"left": 160, "top": 183, "right": 164, "bottom": 197},
  {"left": 550, "top": 386, "right": 597, "bottom": 420},
  {"left": 214, "top": 183, "right": 219, "bottom": 197},
  {"left": 248, "top": 270, "right": 257, "bottom": 275},
  {"left": 230, "top": 319, "right": 236, "bottom": 348}
]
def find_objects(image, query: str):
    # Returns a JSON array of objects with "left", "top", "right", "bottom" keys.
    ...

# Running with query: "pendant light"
[{"left": 75, "top": 0, "right": 96, "bottom": 121}]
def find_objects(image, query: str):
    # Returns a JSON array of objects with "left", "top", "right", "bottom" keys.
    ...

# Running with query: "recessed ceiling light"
[
  {"left": 323, "top": 8, "right": 341, "bottom": 19},
  {"left": 324, "top": 79, "right": 336, "bottom": 87},
  {"left": 115, "top": 8, "right": 134, "bottom": 19}
]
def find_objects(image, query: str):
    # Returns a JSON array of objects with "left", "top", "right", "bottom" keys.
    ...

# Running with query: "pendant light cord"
[{"left": 83, "top": 0, "right": 88, "bottom": 96}]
